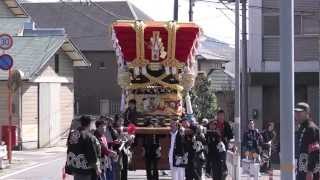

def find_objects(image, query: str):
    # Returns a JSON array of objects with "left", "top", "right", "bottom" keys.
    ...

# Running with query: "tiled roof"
[
  {"left": 22, "top": 1, "right": 152, "bottom": 51},
  {"left": 208, "top": 70, "right": 235, "bottom": 91},
  {"left": 0, "top": 36, "right": 65, "bottom": 80},
  {"left": 199, "top": 35, "right": 235, "bottom": 73},
  {"left": 0, "top": 17, "right": 30, "bottom": 35}
]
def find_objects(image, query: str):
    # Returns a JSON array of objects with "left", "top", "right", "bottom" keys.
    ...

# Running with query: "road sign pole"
[
  {"left": 280, "top": 0, "right": 295, "bottom": 179},
  {"left": 7, "top": 68, "right": 12, "bottom": 163},
  {"left": 0, "top": 33, "right": 14, "bottom": 163}
]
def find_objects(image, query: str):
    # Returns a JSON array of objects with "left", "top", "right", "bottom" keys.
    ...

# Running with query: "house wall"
[
  {"left": 0, "top": 81, "right": 39, "bottom": 149},
  {"left": 248, "top": 86, "right": 263, "bottom": 129},
  {"left": 14, "top": 49, "right": 75, "bottom": 149},
  {"left": 249, "top": 0, "right": 320, "bottom": 72},
  {"left": 0, "top": 81, "right": 20, "bottom": 147},
  {"left": 248, "top": 0, "right": 263, "bottom": 72},
  {"left": 34, "top": 50, "right": 74, "bottom": 83},
  {"left": 216, "top": 91, "right": 234, "bottom": 123},
  {"left": 0, "top": 1, "right": 14, "bottom": 17},
  {"left": 198, "top": 60, "right": 223, "bottom": 74},
  {"left": 262, "top": 0, "right": 320, "bottom": 13},
  {"left": 0, "top": 82, "right": 9, "bottom": 126},
  {"left": 39, "top": 83, "right": 61, "bottom": 147},
  {"left": 35, "top": 50, "right": 75, "bottom": 147},
  {"left": 21, "top": 83, "right": 39, "bottom": 149},
  {"left": 249, "top": 0, "right": 320, "bottom": 134},
  {"left": 74, "top": 51, "right": 121, "bottom": 115},
  {"left": 260, "top": 0, "right": 320, "bottom": 72},
  {"left": 307, "top": 86, "right": 319, "bottom": 124},
  {"left": 60, "top": 84, "right": 74, "bottom": 138}
]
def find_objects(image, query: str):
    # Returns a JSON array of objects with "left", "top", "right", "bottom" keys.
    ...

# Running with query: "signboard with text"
[{"left": 0, "top": 34, "right": 13, "bottom": 50}]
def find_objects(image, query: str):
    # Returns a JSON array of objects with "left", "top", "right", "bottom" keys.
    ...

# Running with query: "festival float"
[{"left": 111, "top": 20, "right": 201, "bottom": 169}]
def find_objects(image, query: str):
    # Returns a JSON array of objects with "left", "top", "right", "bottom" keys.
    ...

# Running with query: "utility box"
[{"left": 2, "top": 125, "right": 17, "bottom": 149}]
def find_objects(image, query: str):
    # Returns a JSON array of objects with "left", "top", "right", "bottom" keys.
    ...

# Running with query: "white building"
[{"left": 248, "top": 0, "right": 319, "bottom": 130}]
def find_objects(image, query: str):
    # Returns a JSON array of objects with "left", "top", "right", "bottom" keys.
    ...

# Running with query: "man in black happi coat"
[
  {"left": 207, "top": 120, "right": 228, "bottom": 180},
  {"left": 65, "top": 116, "right": 101, "bottom": 180},
  {"left": 295, "top": 102, "right": 319, "bottom": 180}
]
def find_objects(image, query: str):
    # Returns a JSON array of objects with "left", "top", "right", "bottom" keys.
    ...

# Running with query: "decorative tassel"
[
  {"left": 134, "top": 67, "right": 140, "bottom": 75},
  {"left": 185, "top": 92, "right": 193, "bottom": 115},
  {"left": 172, "top": 67, "right": 177, "bottom": 75},
  {"left": 142, "top": 66, "right": 147, "bottom": 75},
  {"left": 165, "top": 66, "right": 170, "bottom": 75},
  {"left": 120, "top": 91, "right": 126, "bottom": 113}
]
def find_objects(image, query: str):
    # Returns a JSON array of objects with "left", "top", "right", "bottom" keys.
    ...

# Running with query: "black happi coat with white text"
[
  {"left": 207, "top": 130, "right": 228, "bottom": 178},
  {"left": 296, "top": 120, "right": 320, "bottom": 177},
  {"left": 190, "top": 127, "right": 206, "bottom": 168},
  {"left": 65, "top": 128, "right": 101, "bottom": 175}
]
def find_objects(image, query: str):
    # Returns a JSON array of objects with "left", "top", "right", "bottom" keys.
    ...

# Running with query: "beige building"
[{"left": 0, "top": 0, "right": 89, "bottom": 149}]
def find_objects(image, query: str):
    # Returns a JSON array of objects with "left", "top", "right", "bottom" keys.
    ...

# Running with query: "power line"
[
  {"left": 218, "top": 0, "right": 234, "bottom": 13},
  {"left": 196, "top": 0, "right": 320, "bottom": 14},
  {"left": 60, "top": 0, "right": 109, "bottom": 27},
  {"left": 88, "top": 0, "right": 132, "bottom": 20},
  {"left": 185, "top": 0, "right": 237, "bottom": 25},
  {"left": 217, "top": 8, "right": 235, "bottom": 25}
]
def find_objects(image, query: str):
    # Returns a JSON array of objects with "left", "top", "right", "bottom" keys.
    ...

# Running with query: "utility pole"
[
  {"left": 234, "top": 0, "right": 241, "bottom": 179},
  {"left": 280, "top": 0, "right": 295, "bottom": 179},
  {"left": 189, "top": 0, "right": 194, "bottom": 22},
  {"left": 174, "top": 0, "right": 179, "bottom": 21},
  {"left": 241, "top": 0, "right": 248, "bottom": 131}
]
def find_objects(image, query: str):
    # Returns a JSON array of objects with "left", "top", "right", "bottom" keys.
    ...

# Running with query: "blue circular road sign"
[{"left": 0, "top": 54, "right": 14, "bottom": 71}]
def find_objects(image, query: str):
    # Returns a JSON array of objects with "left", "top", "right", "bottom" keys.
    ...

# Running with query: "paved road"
[
  {"left": 0, "top": 148, "right": 161, "bottom": 180},
  {"left": 0, "top": 147, "right": 280, "bottom": 180},
  {"left": 0, "top": 149, "right": 66, "bottom": 180}
]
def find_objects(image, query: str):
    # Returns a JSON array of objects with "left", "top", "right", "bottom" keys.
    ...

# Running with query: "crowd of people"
[
  {"left": 65, "top": 115, "right": 134, "bottom": 180},
  {"left": 64, "top": 101, "right": 319, "bottom": 180}
]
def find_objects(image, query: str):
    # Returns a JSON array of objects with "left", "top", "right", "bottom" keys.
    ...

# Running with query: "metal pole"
[
  {"left": 241, "top": 0, "right": 248, "bottom": 132},
  {"left": 189, "top": 0, "right": 194, "bottom": 22},
  {"left": 7, "top": 69, "right": 12, "bottom": 163},
  {"left": 234, "top": 0, "right": 241, "bottom": 178},
  {"left": 174, "top": 0, "right": 179, "bottom": 21},
  {"left": 280, "top": 0, "right": 295, "bottom": 179},
  {"left": 18, "top": 86, "right": 22, "bottom": 151}
]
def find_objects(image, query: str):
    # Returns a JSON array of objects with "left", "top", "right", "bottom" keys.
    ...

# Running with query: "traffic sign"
[
  {"left": 0, "top": 34, "right": 13, "bottom": 50},
  {"left": 0, "top": 54, "right": 13, "bottom": 70}
]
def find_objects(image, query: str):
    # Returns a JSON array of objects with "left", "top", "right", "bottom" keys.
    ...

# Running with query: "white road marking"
[{"left": 0, "top": 157, "right": 65, "bottom": 179}]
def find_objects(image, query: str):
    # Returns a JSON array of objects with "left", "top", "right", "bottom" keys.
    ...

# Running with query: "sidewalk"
[{"left": 0, "top": 147, "right": 66, "bottom": 178}]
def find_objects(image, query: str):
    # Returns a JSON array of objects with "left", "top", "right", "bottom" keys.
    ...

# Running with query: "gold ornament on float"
[
  {"left": 118, "top": 69, "right": 131, "bottom": 89},
  {"left": 181, "top": 71, "right": 195, "bottom": 91}
]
